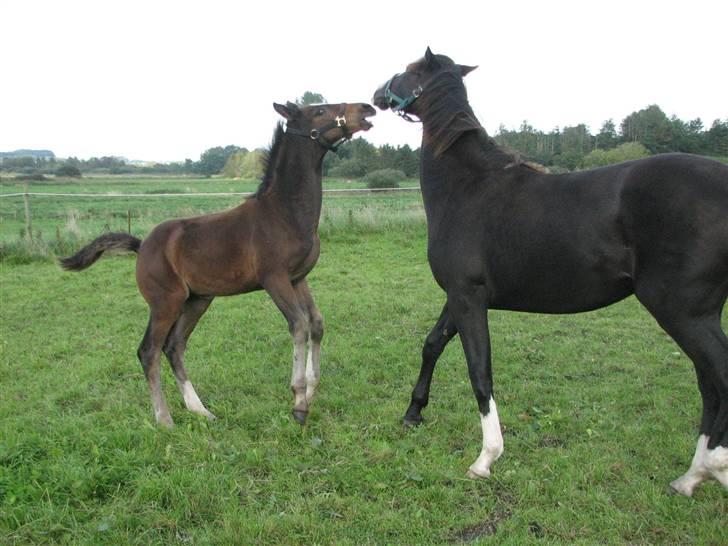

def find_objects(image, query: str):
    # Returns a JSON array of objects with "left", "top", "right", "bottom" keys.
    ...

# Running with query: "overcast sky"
[{"left": 2, "top": 0, "right": 726, "bottom": 162}]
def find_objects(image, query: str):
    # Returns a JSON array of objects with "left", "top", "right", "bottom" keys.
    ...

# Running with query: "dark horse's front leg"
[
  {"left": 404, "top": 303, "right": 458, "bottom": 427},
  {"left": 447, "top": 285, "right": 504, "bottom": 479}
]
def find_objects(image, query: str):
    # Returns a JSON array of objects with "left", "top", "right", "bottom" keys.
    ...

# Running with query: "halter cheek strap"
[
  {"left": 286, "top": 103, "right": 350, "bottom": 152},
  {"left": 384, "top": 74, "right": 423, "bottom": 123}
]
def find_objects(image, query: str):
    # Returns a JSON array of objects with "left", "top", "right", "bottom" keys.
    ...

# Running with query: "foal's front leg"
[
  {"left": 264, "top": 275, "right": 312, "bottom": 425},
  {"left": 294, "top": 279, "right": 324, "bottom": 406}
]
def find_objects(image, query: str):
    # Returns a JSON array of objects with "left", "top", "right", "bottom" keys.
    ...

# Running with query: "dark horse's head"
[
  {"left": 372, "top": 47, "right": 477, "bottom": 122},
  {"left": 372, "top": 48, "right": 480, "bottom": 156},
  {"left": 274, "top": 102, "right": 376, "bottom": 151}
]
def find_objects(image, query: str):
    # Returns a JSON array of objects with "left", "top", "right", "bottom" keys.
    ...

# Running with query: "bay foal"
[{"left": 61, "top": 101, "right": 375, "bottom": 427}]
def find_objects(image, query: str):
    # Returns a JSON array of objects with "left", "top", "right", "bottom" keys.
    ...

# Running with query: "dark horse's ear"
[
  {"left": 425, "top": 46, "right": 440, "bottom": 69},
  {"left": 273, "top": 102, "right": 301, "bottom": 120},
  {"left": 459, "top": 64, "right": 478, "bottom": 77}
]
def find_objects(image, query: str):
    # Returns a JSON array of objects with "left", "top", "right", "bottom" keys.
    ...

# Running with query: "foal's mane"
[{"left": 254, "top": 122, "right": 286, "bottom": 198}]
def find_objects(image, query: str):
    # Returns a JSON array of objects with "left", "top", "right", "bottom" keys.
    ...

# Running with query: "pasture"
[{"left": 1, "top": 178, "right": 726, "bottom": 544}]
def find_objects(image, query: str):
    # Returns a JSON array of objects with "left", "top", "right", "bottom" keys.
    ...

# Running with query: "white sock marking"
[
  {"left": 180, "top": 380, "right": 214, "bottom": 419},
  {"left": 468, "top": 397, "right": 504, "bottom": 478},
  {"left": 291, "top": 335, "right": 308, "bottom": 410},
  {"left": 670, "top": 434, "right": 710, "bottom": 496},
  {"left": 705, "top": 444, "right": 728, "bottom": 490},
  {"left": 305, "top": 341, "right": 320, "bottom": 404}
]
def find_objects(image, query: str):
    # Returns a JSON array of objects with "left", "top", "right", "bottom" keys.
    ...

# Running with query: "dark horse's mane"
[
  {"left": 426, "top": 70, "right": 546, "bottom": 173},
  {"left": 254, "top": 122, "right": 286, "bottom": 198}
]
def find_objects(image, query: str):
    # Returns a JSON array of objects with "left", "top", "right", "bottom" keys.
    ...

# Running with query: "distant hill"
[{"left": 0, "top": 149, "right": 55, "bottom": 159}]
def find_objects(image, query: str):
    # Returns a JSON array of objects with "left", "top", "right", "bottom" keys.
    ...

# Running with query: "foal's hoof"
[
  {"left": 466, "top": 468, "right": 491, "bottom": 480},
  {"left": 157, "top": 415, "right": 175, "bottom": 429},
  {"left": 292, "top": 409, "right": 308, "bottom": 426}
]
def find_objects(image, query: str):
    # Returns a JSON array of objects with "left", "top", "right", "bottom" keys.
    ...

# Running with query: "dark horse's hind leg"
[
  {"left": 163, "top": 295, "right": 216, "bottom": 420},
  {"left": 404, "top": 303, "right": 458, "bottom": 427},
  {"left": 637, "top": 288, "right": 728, "bottom": 495}
]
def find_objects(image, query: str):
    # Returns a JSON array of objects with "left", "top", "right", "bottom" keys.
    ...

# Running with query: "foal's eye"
[{"left": 316, "top": 109, "right": 325, "bottom": 116}]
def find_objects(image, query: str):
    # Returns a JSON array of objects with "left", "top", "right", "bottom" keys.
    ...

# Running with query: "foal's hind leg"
[
  {"left": 137, "top": 297, "right": 186, "bottom": 427},
  {"left": 404, "top": 303, "right": 458, "bottom": 427},
  {"left": 163, "top": 295, "right": 216, "bottom": 420}
]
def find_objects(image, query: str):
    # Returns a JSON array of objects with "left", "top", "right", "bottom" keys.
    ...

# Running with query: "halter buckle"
[
  {"left": 335, "top": 115, "right": 347, "bottom": 127},
  {"left": 309, "top": 129, "right": 320, "bottom": 140}
]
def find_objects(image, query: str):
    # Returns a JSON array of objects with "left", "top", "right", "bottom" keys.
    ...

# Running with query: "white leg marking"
[
  {"left": 305, "top": 338, "right": 321, "bottom": 404},
  {"left": 670, "top": 435, "right": 710, "bottom": 496},
  {"left": 179, "top": 380, "right": 216, "bottom": 420},
  {"left": 467, "top": 398, "right": 504, "bottom": 479},
  {"left": 705, "top": 444, "right": 728, "bottom": 490},
  {"left": 291, "top": 334, "right": 308, "bottom": 412},
  {"left": 150, "top": 386, "right": 174, "bottom": 427}
]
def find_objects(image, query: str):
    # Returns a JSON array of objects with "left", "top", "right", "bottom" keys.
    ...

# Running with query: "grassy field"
[{"left": 1, "top": 178, "right": 727, "bottom": 544}]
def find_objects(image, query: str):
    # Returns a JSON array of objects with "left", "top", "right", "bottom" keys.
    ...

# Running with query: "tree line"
[
  {"left": 2, "top": 100, "right": 726, "bottom": 180},
  {"left": 495, "top": 105, "right": 728, "bottom": 171}
]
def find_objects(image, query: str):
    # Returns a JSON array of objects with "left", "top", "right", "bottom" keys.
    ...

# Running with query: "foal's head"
[
  {"left": 372, "top": 47, "right": 477, "bottom": 121},
  {"left": 274, "top": 102, "right": 376, "bottom": 150}
]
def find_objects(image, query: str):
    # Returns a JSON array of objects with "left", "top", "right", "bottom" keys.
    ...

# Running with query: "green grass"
[{"left": 1, "top": 222, "right": 727, "bottom": 544}]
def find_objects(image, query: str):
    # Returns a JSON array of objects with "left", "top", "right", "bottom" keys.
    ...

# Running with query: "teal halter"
[{"left": 384, "top": 74, "right": 423, "bottom": 122}]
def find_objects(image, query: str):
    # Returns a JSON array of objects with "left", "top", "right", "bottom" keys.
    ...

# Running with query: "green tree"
[
  {"left": 596, "top": 119, "right": 619, "bottom": 150},
  {"left": 296, "top": 91, "right": 326, "bottom": 106},
  {"left": 197, "top": 145, "right": 241, "bottom": 176},
  {"left": 620, "top": 104, "right": 673, "bottom": 154},
  {"left": 706, "top": 119, "right": 728, "bottom": 156}
]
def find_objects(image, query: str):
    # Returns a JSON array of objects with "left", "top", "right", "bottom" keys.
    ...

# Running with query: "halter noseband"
[
  {"left": 384, "top": 74, "right": 422, "bottom": 123},
  {"left": 286, "top": 103, "right": 351, "bottom": 152}
]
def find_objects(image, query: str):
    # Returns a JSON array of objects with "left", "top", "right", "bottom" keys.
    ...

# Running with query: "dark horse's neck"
[
  {"left": 417, "top": 71, "right": 522, "bottom": 226},
  {"left": 255, "top": 126, "right": 326, "bottom": 234}
]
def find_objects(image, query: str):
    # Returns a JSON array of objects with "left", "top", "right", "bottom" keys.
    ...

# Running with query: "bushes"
[
  {"left": 363, "top": 169, "right": 405, "bottom": 189},
  {"left": 55, "top": 165, "right": 82, "bottom": 178},
  {"left": 582, "top": 142, "right": 649, "bottom": 169}
]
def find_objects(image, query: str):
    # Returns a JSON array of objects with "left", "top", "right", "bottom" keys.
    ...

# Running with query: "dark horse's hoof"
[
  {"left": 292, "top": 409, "right": 308, "bottom": 425},
  {"left": 403, "top": 415, "right": 423, "bottom": 429}
]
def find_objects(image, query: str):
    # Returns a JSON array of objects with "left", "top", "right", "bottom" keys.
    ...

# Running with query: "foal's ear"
[
  {"left": 459, "top": 64, "right": 478, "bottom": 77},
  {"left": 424, "top": 46, "right": 440, "bottom": 69},
  {"left": 273, "top": 102, "right": 301, "bottom": 120}
]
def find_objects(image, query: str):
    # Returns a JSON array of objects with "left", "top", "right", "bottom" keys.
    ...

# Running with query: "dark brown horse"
[
  {"left": 373, "top": 48, "right": 728, "bottom": 495},
  {"left": 61, "top": 101, "right": 375, "bottom": 427}
]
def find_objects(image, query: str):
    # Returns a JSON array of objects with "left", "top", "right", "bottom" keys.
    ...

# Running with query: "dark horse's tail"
[{"left": 60, "top": 232, "right": 141, "bottom": 271}]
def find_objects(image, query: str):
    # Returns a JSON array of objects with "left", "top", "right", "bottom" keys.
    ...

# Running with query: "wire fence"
[
  {"left": 0, "top": 186, "right": 420, "bottom": 199},
  {"left": 0, "top": 186, "right": 426, "bottom": 251}
]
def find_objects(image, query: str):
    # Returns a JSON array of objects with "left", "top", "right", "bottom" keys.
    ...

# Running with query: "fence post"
[
  {"left": 23, "top": 182, "right": 32, "bottom": 241},
  {"left": 127, "top": 209, "right": 131, "bottom": 234}
]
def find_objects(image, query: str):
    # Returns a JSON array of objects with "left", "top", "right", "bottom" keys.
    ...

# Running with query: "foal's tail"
[{"left": 60, "top": 232, "right": 141, "bottom": 271}]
